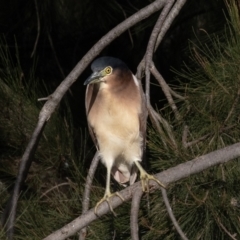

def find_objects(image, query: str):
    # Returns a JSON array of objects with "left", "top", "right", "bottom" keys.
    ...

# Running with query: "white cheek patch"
[
  {"left": 99, "top": 78, "right": 109, "bottom": 90},
  {"left": 132, "top": 74, "right": 140, "bottom": 87}
]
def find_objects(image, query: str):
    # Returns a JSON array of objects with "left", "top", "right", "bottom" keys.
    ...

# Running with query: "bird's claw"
[
  {"left": 95, "top": 191, "right": 124, "bottom": 216},
  {"left": 140, "top": 173, "right": 165, "bottom": 192}
]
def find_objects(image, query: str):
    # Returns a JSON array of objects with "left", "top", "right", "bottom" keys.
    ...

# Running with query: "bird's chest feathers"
[{"left": 89, "top": 89, "right": 140, "bottom": 138}]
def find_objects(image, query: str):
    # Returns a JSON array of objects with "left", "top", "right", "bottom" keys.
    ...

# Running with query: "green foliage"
[
  {"left": 147, "top": 1, "right": 240, "bottom": 239},
  {"left": 0, "top": 38, "right": 87, "bottom": 239}
]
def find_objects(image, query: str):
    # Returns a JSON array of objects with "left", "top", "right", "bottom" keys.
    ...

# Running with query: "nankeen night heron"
[{"left": 84, "top": 57, "right": 165, "bottom": 214}]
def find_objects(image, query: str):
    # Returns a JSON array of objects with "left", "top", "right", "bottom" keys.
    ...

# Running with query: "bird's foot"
[
  {"left": 140, "top": 172, "right": 165, "bottom": 192},
  {"left": 95, "top": 191, "right": 124, "bottom": 216}
]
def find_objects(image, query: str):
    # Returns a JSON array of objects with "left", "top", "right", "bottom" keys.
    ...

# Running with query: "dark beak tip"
[
  {"left": 84, "top": 71, "right": 102, "bottom": 86},
  {"left": 83, "top": 77, "right": 92, "bottom": 86}
]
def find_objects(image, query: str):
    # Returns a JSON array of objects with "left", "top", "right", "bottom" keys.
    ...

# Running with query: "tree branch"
[
  {"left": 79, "top": 152, "right": 100, "bottom": 240},
  {"left": 130, "top": 189, "right": 143, "bottom": 240},
  {"left": 43, "top": 142, "right": 240, "bottom": 240},
  {"left": 30, "top": 0, "right": 40, "bottom": 58},
  {"left": 161, "top": 188, "right": 188, "bottom": 240},
  {"left": 145, "top": 0, "right": 174, "bottom": 107},
  {"left": 48, "top": 33, "right": 66, "bottom": 79},
  {"left": 150, "top": 62, "right": 181, "bottom": 121},
  {"left": 155, "top": 0, "right": 187, "bottom": 50},
  {"left": 148, "top": 104, "right": 178, "bottom": 149}
]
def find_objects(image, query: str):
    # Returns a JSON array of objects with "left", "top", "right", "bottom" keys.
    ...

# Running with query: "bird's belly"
[
  {"left": 99, "top": 131, "right": 142, "bottom": 167},
  {"left": 92, "top": 108, "right": 142, "bottom": 164},
  {"left": 88, "top": 88, "right": 143, "bottom": 164}
]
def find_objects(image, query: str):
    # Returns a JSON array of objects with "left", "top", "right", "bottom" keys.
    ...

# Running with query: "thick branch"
[{"left": 43, "top": 142, "right": 240, "bottom": 240}]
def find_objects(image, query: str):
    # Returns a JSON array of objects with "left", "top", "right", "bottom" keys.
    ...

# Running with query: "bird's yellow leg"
[
  {"left": 95, "top": 166, "right": 124, "bottom": 216},
  {"left": 134, "top": 161, "right": 165, "bottom": 192}
]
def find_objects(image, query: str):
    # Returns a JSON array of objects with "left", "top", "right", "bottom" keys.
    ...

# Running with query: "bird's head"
[{"left": 84, "top": 57, "right": 129, "bottom": 86}]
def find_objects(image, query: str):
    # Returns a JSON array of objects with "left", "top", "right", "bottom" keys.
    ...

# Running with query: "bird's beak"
[{"left": 84, "top": 71, "right": 104, "bottom": 85}]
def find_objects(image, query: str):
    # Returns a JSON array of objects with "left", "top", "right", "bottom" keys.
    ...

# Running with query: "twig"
[
  {"left": 127, "top": 0, "right": 139, "bottom": 11},
  {"left": 183, "top": 124, "right": 237, "bottom": 148},
  {"left": 79, "top": 152, "right": 100, "bottom": 240},
  {"left": 130, "top": 189, "right": 143, "bottom": 240},
  {"left": 39, "top": 182, "right": 72, "bottom": 200},
  {"left": 169, "top": 87, "right": 185, "bottom": 100},
  {"left": 182, "top": 125, "right": 188, "bottom": 148},
  {"left": 216, "top": 217, "right": 238, "bottom": 240},
  {"left": 148, "top": 104, "right": 178, "bottom": 149},
  {"left": 186, "top": 184, "right": 209, "bottom": 204},
  {"left": 148, "top": 107, "right": 169, "bottom": 150},
  {"left": 30, "top": 0, "right": 40, "bottom": 58},
  {"left": 224, "top": 88, "right": 240, "bottom": 124},
  {"left": 115, "top": 1, "right": 134, "bottom": 47},
  {"left": 136, "top": 59, "right": 145, "bottom": 81},
  {"left": 150, "top": 62, "right": 181, "bottom": 121},
  {"left": 161, "top": 188, "right": 188, "bottom": 240},
  {"left": 48, "top": 33, "right": 66, "bottom": 79},
  {"left": 43, "top": 142, "right": 240, "bottom": 240},
  {"left": 38, "top": 96, "right": 52, "bottom": 102}
]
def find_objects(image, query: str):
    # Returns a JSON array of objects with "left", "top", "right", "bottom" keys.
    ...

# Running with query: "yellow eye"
[{"left": 104, "top": 66, "right": 112, "bottom": 75}]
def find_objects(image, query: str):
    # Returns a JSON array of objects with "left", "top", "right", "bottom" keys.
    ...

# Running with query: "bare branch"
[
  {"left": 148, "top": 104, "right": 178, "bottom": 149},
  {"left": 224, "top": 88, "right": 240, "bottom": 124},
  {"left": 136, "top": 59, "right": 145, "bottom": 80},
  {"left": 38, "top": 96, "right": 52, "bottom": 102},
  {"left": 79, "top": 152, "right": 100, "bottom": 240},
  {"left": 43, "top": 142, "right": 240, "bottom": 240},
  {"left": 169, "top": 87, "right": 185, "bottom": 100},
  {"left": 155, "top": 0, "right": 187, "bottom": 50},
  {"left": 161, "top": 188, "right": 188, "bottom": 240},
  {"left": 145, "top": 1, "right": 174, "bottom": 106},
  {"left": 115, "top": 1, "right": 134, "bottom": 47},
  {"left": 130, "top": 189, "right": 143, "bottom": 240},
  {"left": 30, "top": 0, "right": 40, "bottom": 58},
  {"left": 136, "top": 0, "right": 187, "bottom": 79},
  {"left": 150, "top": 62, "right": 181, "bottom": 121},
  {"left": 48, "top": 33, "right": 66, "bottom": 79}
]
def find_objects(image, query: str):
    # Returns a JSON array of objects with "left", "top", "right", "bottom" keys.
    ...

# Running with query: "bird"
[{"left": 84, "top": 56, "right": 165, "bottom": 215}]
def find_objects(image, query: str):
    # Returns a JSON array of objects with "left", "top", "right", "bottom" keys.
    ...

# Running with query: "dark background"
[{"left": 0, "top": 0, "right": 227, "bottom": 126}]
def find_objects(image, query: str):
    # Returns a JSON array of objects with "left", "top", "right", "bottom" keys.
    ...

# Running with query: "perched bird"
[{"left": 84, "top": 57, "right": 165, "bottom": 214}]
